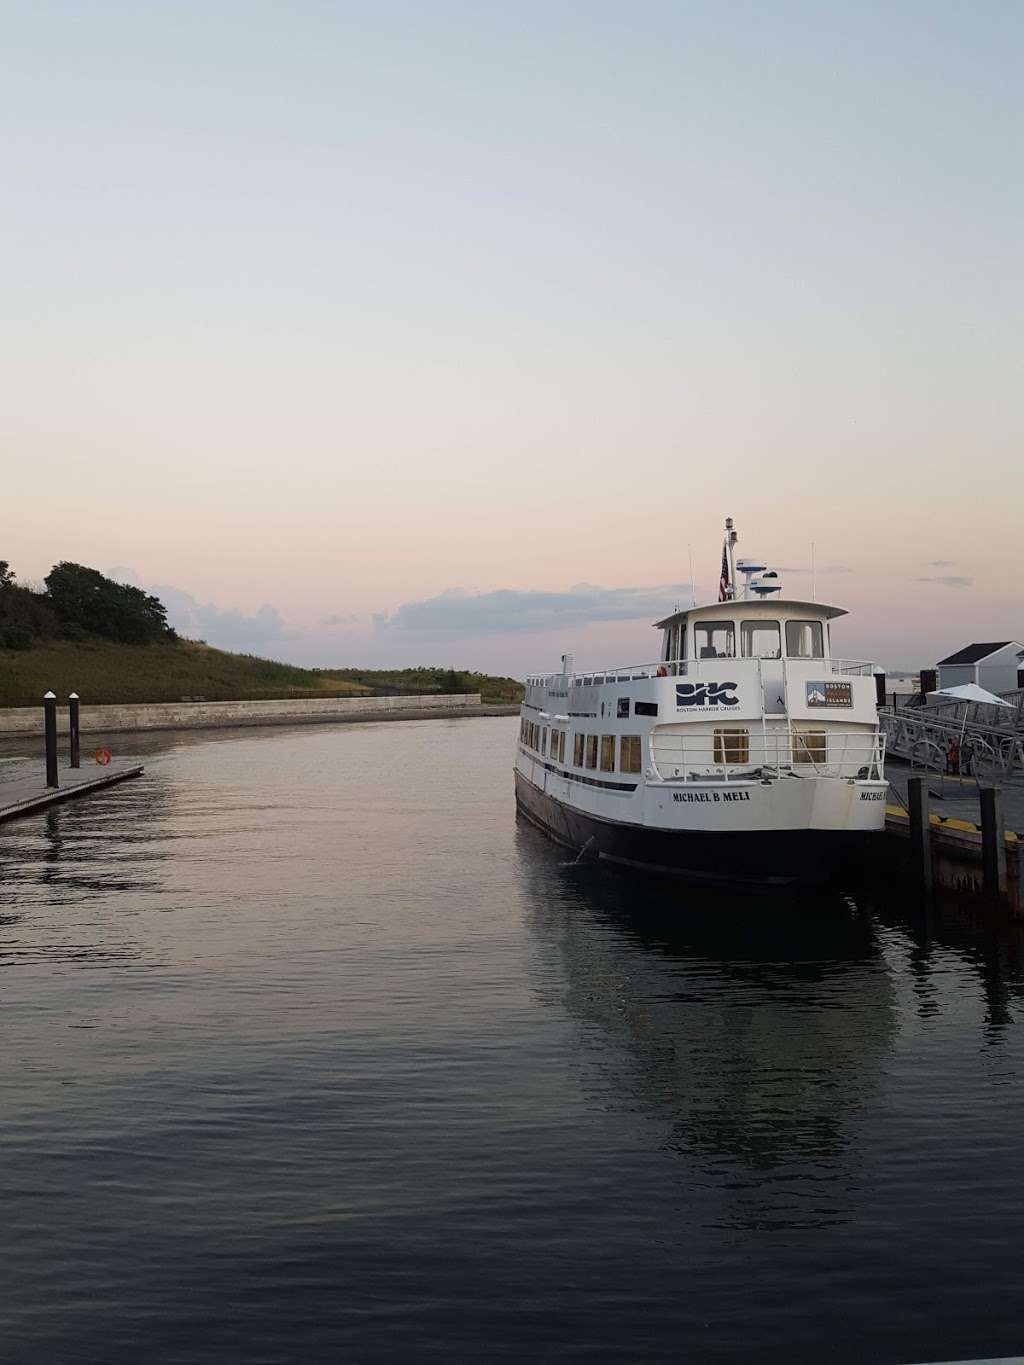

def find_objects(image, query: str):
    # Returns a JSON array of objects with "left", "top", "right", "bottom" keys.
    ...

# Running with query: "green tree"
[{"left": 45, "top": 562, "right": 176, "bottom": 644}]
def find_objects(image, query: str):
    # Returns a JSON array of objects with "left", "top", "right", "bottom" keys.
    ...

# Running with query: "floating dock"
[
  {"left": 0, "top": 760, "right": 144, "bottom": 825},
  {"left": 883, "top": 772, "right": 1022, "bottom": 915}
]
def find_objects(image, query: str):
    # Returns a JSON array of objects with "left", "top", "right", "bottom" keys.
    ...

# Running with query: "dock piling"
[
  {"left": 43, "top": 691, "right": 58, "bottom": 789},
  {"left": 980, "top": 787, "right": 1008, "bottom": 904},
  {"left": 907, "top": 776, "right": 932, "bottom": 894},
  {"left": 69, "top": 693, "right": 81, "bottom": 769}
]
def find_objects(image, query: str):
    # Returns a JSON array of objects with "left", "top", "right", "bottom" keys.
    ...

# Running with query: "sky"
[{"left": 2, "top": 0, "right": 1020, "bottom": 674}]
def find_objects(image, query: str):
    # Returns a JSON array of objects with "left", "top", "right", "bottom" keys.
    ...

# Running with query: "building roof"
[{"left": 937, "top": 642, "right": 1014, "bottom": 666}]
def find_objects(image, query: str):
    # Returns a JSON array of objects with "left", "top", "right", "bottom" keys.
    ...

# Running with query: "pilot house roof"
[{"left": 654, "top": 599, "right": 847, "bottom": 629}]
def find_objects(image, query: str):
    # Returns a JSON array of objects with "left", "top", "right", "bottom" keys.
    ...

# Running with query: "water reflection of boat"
[{"left": 520, "top": 836, "right": 897, "bottom": 1226}]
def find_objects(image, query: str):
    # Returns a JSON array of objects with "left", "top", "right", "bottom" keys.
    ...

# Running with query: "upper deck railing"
[{"left": 525, "top": 657, "right": 876, "bottom": 688}]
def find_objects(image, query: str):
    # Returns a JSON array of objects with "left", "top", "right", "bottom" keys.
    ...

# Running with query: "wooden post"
[
  {"left": 908, "top": 776, "right": 932, "bottom": 894},
  {"left": 980, "top": 787, "right": 1007, "bottom": 905},
  {"left": 69, "top": 692, "right": 81, "bottom": 769},
  {"left": 43, "top": 691, "right": 58, "bottom": 789}
]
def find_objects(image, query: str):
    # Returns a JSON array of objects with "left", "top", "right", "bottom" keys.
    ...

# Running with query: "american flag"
[{"left": 718, "top": 544, "right": 730, "bottom": 601}]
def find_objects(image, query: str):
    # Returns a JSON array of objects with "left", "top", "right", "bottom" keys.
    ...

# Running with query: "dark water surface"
[{"left": 2, "top": 717, "right": 1024, "bottom": 1363}]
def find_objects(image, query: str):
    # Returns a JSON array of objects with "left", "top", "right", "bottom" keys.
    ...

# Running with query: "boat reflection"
[{"left": 520, "top": 828, "right": 897, "bottom": 1228}]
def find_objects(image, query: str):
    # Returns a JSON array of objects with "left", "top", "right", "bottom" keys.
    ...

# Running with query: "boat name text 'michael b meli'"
[{"left": 513, "top": 518, "right": 887, "bottom": 890}]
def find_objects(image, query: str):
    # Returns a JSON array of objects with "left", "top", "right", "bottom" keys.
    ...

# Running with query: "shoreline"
[{"left": 0, "top": 693, "right": 519, "bottom": 740}]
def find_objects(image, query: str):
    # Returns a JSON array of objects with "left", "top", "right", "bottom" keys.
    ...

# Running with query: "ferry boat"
[{"left": 514, "top": 518, "right": 887, "bottom": 890}]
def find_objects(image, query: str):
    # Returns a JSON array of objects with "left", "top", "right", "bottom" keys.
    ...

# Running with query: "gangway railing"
[{"left": 880, "top": 703, "right": 1024, "bottom": 779}]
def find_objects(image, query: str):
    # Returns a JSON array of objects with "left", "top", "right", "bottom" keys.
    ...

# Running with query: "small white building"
[{"left": 936, "top": 641, "right": 1024, "bottom": 695}]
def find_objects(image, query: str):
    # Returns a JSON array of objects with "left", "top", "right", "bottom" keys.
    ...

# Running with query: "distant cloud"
[
  {"left": 108, "top": 565, "right": 142, "bottom": 586},
  {"left": 380, "top": 583, "right": 694, "bottom": 635},
  {"left": 914, "top": 575, "right": 973, "bottom": 589},
  {"left": 152, "top": 584, "right": 290, "bottom": 649},
  {"left": 321, "top": 612, "right": 358, "bottom": 626}
]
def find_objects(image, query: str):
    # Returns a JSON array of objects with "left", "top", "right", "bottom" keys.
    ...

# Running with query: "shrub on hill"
[
  {"left": 0, "top": 560, "right": 59, "bottom": 650},
  {"left": 0, "top": 558, "right": 177, "bottom": 648}
]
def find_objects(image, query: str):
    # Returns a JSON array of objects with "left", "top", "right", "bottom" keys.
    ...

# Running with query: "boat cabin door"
[
  {"left": 761, "top": 659, "right": 787, "bottom": 716},
  {"left": 742, "top": 621, "right": 787, "bottom": 717}
]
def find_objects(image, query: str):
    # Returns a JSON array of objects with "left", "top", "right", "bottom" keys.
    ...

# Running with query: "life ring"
[
  {"left": 656, "top": 665, "right": 668, "bottom": 677},
  {"left": 95, "top": 748, "right": 112, "bottom": 766}
]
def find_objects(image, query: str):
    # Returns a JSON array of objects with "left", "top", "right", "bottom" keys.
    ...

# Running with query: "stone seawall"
[{"left": 0, "top": 693, "right": 485, "bottom": 737}]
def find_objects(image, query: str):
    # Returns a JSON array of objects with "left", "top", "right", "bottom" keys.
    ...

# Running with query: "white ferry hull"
[{"left": 514, "top": 767, "right": 886, "bottom": 891}]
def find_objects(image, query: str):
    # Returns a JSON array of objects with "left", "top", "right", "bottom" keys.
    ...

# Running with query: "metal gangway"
[{"left": 880, "top": 688, "right": 1024, "bottom": 779}]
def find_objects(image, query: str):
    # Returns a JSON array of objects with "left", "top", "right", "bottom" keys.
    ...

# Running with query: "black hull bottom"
[{"left": 514, "top": 771, "right": 874, "bottom": 892}]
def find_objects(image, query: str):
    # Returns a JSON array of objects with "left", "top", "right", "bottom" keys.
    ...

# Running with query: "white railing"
[
  {"left": 650, "top": 730, "right": 886, "bottom": 782},
  {"left": 525, "top": 656, "right": 877, "bottom": 688}
]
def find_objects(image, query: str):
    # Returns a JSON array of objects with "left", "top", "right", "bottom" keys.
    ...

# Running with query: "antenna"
[
  {"left": 811, "top": 541, "right": 816, "bottom": 602},
  {"left": 688, "top": 544, "right": 696, "bottom": 606},
  {"left": 724, "top": 516, "right": 738, "bottom": 599}
]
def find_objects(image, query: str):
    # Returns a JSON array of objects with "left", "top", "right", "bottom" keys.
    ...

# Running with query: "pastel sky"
[{"left": 3, "top": 1, "right": 1020, "bottom": 674}]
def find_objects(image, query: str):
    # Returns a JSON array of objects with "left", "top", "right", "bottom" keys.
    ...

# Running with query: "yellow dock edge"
[{"left": 885, "top": 805, "right": 1019, "bottom": 843}]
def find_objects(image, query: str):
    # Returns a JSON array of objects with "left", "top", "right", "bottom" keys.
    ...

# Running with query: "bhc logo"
[{"left": 675, "top": 681, "right": 739, "bottom": 708}]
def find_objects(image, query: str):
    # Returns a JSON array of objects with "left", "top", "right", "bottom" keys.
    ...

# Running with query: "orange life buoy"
[{"left": 95, "top": 748, "right": 112, "bottom": 766}]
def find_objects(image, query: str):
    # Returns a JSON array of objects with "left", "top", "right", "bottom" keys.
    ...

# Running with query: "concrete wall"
[{"left": 0, "top": 693, "right": 483, "bottom": 736}]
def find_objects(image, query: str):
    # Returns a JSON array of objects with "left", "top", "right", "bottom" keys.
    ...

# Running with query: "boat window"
[
  {"left": 620, "top": 735, "right": 642, "bottom": 773},
  {"left": 694, "top": 622, "right": 735, "bottom": 659},
  {"left": 713, "top": 728, "right": 750, "bottom": 764},
  {"left": 792, "top": 730, "right": 826, "bottom": 764},
  {"left": 741, "top": 621, "right": 780, "bottom": 658},
  {"left": 557, "top": 731, "right": 566, "bottom": 763},
  {"left": 785, "top": 619, "right": 824, "bottom": 658},
  {"left": 634, "top": 701, "right": 658, "bottom": 717},
  {"left": 585, "top": 735, "right": 598, "bottom": 769},
  {"left": 600, "top": 736, "right": 615, "bottom": 771},
  {"left": 573, "top": 733, "right": 584, "bottom": 767}
]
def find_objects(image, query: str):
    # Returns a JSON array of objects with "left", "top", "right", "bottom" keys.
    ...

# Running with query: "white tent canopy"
[{"left": 933, "top": 683, "right": 1014, "bottom": 707}]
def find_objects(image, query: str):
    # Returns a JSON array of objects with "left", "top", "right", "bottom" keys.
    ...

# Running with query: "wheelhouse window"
[
  {"left": 714, "top": 728, "right": 750, "bottom": 764},
  {"left": 785, "top": 619, "right": 824, "bottom": 659},
  {"left": 600, "top": 736, "right": 615, "bottom": 772},
  {"left": 585, "top": 735, "right": 598, "bottom": 769},
  {"left": 573, "top": 733, "right": 584, "bottom": 767},
  {"left": 694, "top": 622, "right": 735, "bottom": 659},
  {"left": 620, "top": 735, "right": 642, "bottom": 773},
  {"left": 740, "top": 621, "right": 781, "bottom": 658}
]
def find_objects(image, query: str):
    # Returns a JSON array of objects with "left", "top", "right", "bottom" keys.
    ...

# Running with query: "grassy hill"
[{"left": 0, "top": 639, "right": 523, "bottom": 708}]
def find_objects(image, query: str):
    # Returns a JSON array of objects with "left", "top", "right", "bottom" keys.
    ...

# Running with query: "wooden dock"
[
  {"left": 883, "top": 788, "right": 1022, "bottom": 915},
  {"left": 0, "top": 759, "right": 144, "bottom": 825}
]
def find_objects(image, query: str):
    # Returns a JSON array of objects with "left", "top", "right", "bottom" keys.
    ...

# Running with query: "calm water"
[{"left": 2, "top": 717, "right": 1024, "bottom": 1363}]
